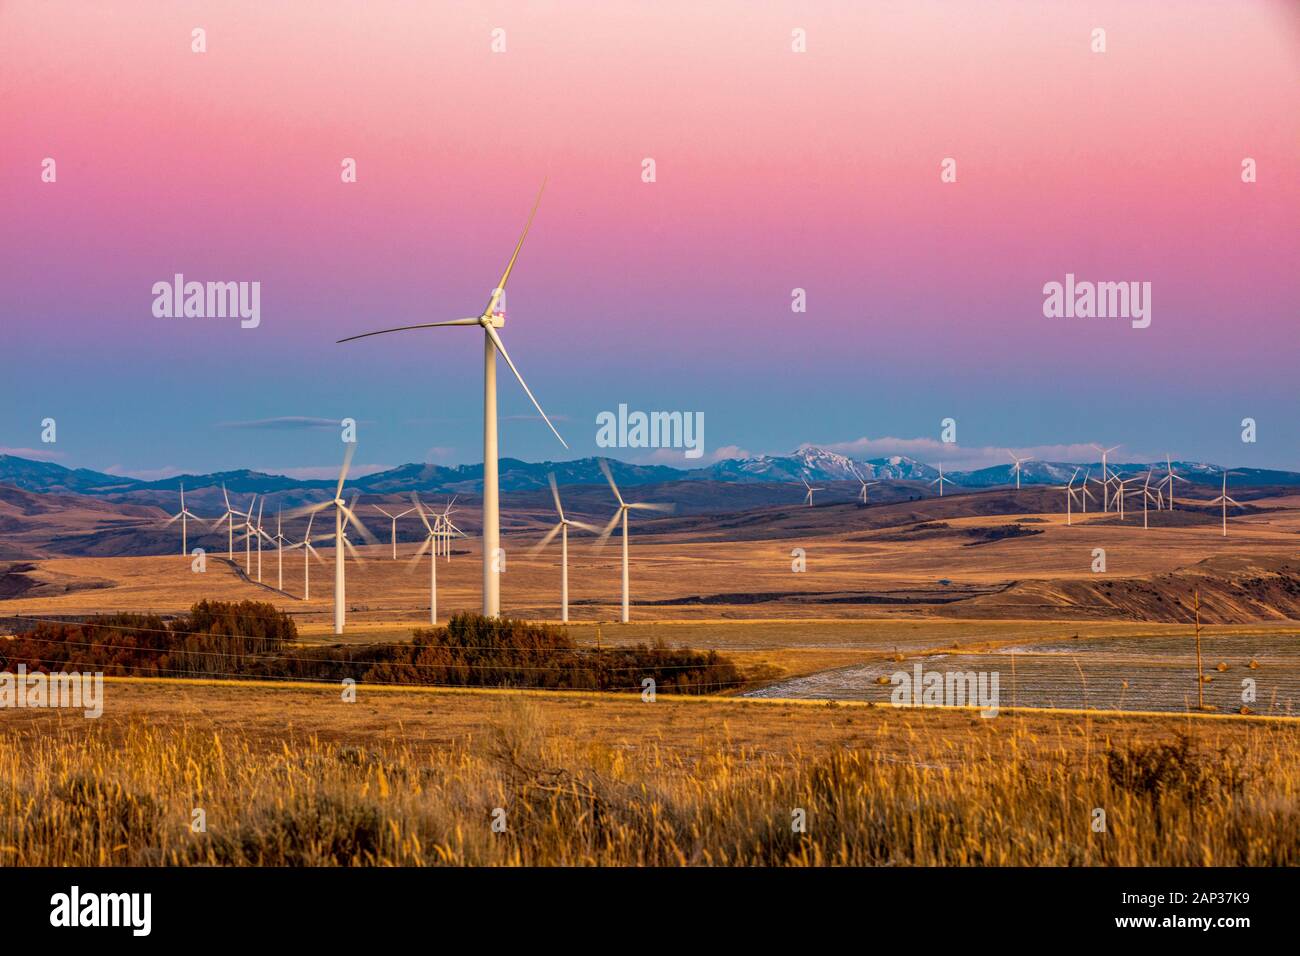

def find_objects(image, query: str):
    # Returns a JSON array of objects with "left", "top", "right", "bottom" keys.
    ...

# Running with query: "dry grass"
[{"left": 2, "top": 679, "right": 1298, "bottom": 866}]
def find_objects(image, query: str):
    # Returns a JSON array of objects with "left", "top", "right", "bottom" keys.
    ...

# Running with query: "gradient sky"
[{"left": 2, "top": 0, "right": 1297, "bottom": 479}]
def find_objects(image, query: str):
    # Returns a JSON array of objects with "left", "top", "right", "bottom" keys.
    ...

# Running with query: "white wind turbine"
[
  {"left": 1159, "top": 453, "right": 1187, "bottom": 511},
  {"left": 235, "top": 494, "right": 259, "bottom": 574},
  {"left": 800, "top": 473, "right": 824, "bottom": 507},
  {"left": 298, "top": 444, "right": 377, "bottom": 634},
  {"left": 408, "top": 494, "right": 450, "bottom": 624},
  {"left": 1007, "top": 451, "right": 1034, "bottom": 490},
  {"left": 1091, "top": 444, "right": 1120, "bottom": 511},
  {"left": 1112, "top": 474, "right": 1139, "bottom": 520},
  {"left": 164, "top": 483, "right": 204, "bottom": 556},
  {"left": 930, "top": 465, "right": 953, "bottom": 497},
  {"left": 850, "top": 465, "right": 880, "bottom": 504},
  {"left": 529, "top": 473, "right": 599, "bottom": 623},
  {"left": 1079, "top": 468, "right": 1097, "bottom": 513},
  {"left": 1208, "top": 470, "right": 1242, "bottom": 537},
  {"left": 1138, "top": 469, "right": 1161, "bottom": 530},
  {"left": 373, "top": 504, "right": 415, "bottom": 560},
  {"left": 338, "top": 181, "right": 567, "bottom": 618},
  {"left": 1057, "top": 468, "right": 1082, "bottom": 525},
  {"left": 595, "top": 459, "right": 673, "bottom": 624},
  {"left": 211, "top": 484, "right": 246, "bottom": 560},
  {"left": 270, "top": 506, "right": 289, "bottom": 591},
  {"left": 286, "top": 512, "right": 327, "bottom": 601}
]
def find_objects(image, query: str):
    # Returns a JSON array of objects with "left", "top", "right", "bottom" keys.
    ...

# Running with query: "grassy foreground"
[{"left": 2, "top": 679, "right": 1298, "bottom": 865}]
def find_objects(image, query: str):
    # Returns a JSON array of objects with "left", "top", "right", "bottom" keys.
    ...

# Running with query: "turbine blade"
[
  {"left": 335, "top": 443, "right": 356, "bottom": 500},
  {"left": 484, "top": 324, "right": 567, "bottom": 448},
  {"left": 598, "top": 458, "right": 625, "bottom": 506},
  {"left": 629, "top": 501, "right": 674, "bottom": 513},
  {"left": 484, "top": 179, "right": 546, "bottom": 316},
  {"left": 339, "top": 504, "right": 378, "bottom": 544},
  {"left": 337, "top": 318, "right": 479, "bottom": 344},
  {"left": 594, "top": 510, "right": 622, "bottom": 548},
  {"left": 549, "top": 472, "right": 564, "bottom": 520},
  {"left": 528, "top": 522, "right": 564, "bottom": 557}
]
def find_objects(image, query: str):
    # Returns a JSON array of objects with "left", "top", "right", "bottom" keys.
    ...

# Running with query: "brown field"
[{"left": 2, "top": 678, "right": 1298, "bottom": 865}]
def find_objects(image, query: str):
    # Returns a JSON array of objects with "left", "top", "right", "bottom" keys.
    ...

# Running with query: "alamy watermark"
[
  {"left": 596, "top": 404, "right": 704, "bottom": 459},
  {"left": 1042, "top": 273, "right": 1150, "bottom": 329},
  {"left": 152, "top": 274, "right": 261, "bottom": 328},
  {"left": 0, "top": 665, "right": 104, "bottom": 718},
  {"left": 890, "top": 663, "right": 999, "bottom": 718}
]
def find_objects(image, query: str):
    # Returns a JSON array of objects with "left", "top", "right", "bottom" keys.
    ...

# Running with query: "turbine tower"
[
  {"left": 164, "top": 483, "right": 204, "bottom": 556},
  {"left": 595, "top": 459, "right": 673, "bottom": 623},
  {"left": 1208, "top": 471, "right": 1242, "bottom": 537},
  {"left": 409, "top": 495, "right": 444, "bottom": 624},
  {"left": 338, "top": 182, "right": 566, "bottom": 618},
  {"left": 374, "top": 504, "right": 415, "bottom": 560},
  {"left": 530, "top": 473, "right": 598, "bottom": 622},
  {"left": 271, "top": 506, "right": 289, "bottom": 591},
  {"left": 1079, "top": 469, "right": 1096, "bottom": 513}
]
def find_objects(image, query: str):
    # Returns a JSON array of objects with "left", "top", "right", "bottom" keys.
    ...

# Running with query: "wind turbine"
[
  {"left": 1138, "top": 469, "right": 1161, "bottom": 530},
  {"left": 1007, "top": 451, "right": 1033, "bottom": 490},
  {"left": 1091, "top": 444, "right": 1120, "bottom": 511},
  {"left": 800, "top": 473, "right": 824, "bottom": 507},
  {"left": 235, "top": 495, "right": 259, "bottom": 574},
  {"left": 298, "top": 444, "right": 377, "bottom": 634},
  {"left": 595, "top": 459, "right": 673, "bottom": 623},
  {"left": 164, "top": 483, "right": 204, "bottom": 556},
  {"left": 930, "top": 465, "right": 952, "bottom": 497},
  {"left": 374, "top": 504, "right": 415, "bottom": 560},
  {"left": 409, "top": 494, "right": 448, "bottom": 624},
  {"left": 851, "top": 465, "right": 880, "bottom": 504},
  {"left": 286, "top": 512, "right": 327, "bottom": 601},
  {"left": 1057, "top": 468, "right": 1082, "bottom": 525},
  {"left": 270, "top": 506, "right": 289, "bottom": 591},
  {"left": 529, "top": 473, "right": 598, "bottom": 622},
  {"left": 1112, "top": 474, "right": 1139, "bottom": 520},
  {"left": 1079, "top": 469, "right": 1096, "bottom": 513},
  {"left": 1159, "top": 454, "right": 1187, "bottom": 510},
  {"left": 211, "top": 484, "right": 246, "bottom": 560},
  {"left": 1208, "top": 470, "right": 1242, "bottom": 537},
  {"left": 337, "top": 181, "right": 567, "bottom": 618}
]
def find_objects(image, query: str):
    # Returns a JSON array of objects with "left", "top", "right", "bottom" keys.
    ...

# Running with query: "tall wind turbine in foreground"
[
  {"left": 164, "top": 483, "right": 204, "bottom": 556},
  {"left": 1007, "top": 451, "right": 1033, "bottom": 490},
  {"left": 930, "top": 465, "right": 952, "bottom": 497},
  {"left": 299, "top": 444, "right": 376, "bottom": 634},
  {"left": 595, "top": 459, "right": 673, "bottom": 623},
  {"left": 530, "top": 473, "right": 598, "bottom": 623},
  {"left": 1208, "top": 471, "right": 1242, "bottom": 537},
  {"left": 800, "top": 474, "right": 824, "bottom": 507},
  {"left": 337, "top": 182, "right": 567, "bottom": 617},
  {"left": 374, "top": 504, "right": 415, "bottom": 560}
]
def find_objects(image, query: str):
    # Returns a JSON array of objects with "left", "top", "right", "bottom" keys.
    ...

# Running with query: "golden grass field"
[
  {"left": 3, "top": 493, "right": 1299, "bottom": 865},
  {"left": 2, "top": 678, "right": 1298, "bottom": 865}
]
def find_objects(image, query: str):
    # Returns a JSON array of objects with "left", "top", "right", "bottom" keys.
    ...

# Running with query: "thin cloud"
[
  {"left": 104, "top": 464, "right": 184, "bottom": 481},
  {"left": 216, "top": 417, "right": 342, "bottom": 431}
]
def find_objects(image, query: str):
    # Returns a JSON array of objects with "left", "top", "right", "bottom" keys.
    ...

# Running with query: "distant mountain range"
[{"left": 4, "top": 447, "right": 1298, "bottom": 501}]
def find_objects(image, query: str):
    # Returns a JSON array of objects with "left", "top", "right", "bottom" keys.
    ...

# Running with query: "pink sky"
[{"left": 1, "top": 1, "right": 1297, "bottom": 473}]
